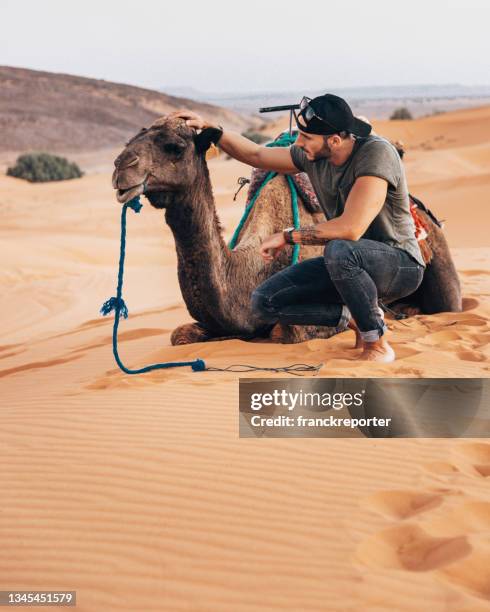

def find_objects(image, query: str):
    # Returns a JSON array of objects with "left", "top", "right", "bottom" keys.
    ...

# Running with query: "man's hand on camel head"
[
  {"left": 167, "top": 109, "right": 208, "bottom": 130},
  {"left": 259, "top": 232, "right": 287, "bottom": 263}
]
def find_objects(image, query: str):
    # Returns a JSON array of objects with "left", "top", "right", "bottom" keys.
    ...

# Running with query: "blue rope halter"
[{"left": 100, "top": 197, "right": 206, "bottom": 373}]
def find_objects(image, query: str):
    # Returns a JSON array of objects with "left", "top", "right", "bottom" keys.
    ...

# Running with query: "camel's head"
[{"left": 112, "top": 117, "right": 220, "bottom": 208}]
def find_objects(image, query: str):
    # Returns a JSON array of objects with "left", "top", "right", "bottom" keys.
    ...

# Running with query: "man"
[{"left": 170, "top": 94, "right": 425, "bottom": 362}]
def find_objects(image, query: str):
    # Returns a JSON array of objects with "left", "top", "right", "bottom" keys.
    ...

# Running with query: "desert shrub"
[
  {"left": 241, "top": 130, "right": 270, "bottom": 144},
  {"left": 389, "top": 107, "right": 413, "bottom": 120},
  {"left": 7, "top": 152, "right": 83, "bottom": 182}
]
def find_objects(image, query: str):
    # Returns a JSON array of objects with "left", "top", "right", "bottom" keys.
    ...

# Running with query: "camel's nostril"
[{"left": 115, "top": 153, "right": 140, "bottom": 170}]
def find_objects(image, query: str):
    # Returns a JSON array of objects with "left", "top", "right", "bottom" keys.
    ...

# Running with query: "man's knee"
[
  {"left": 324, "top": 239, "right": 360, "bottom": 280},
  {"left": 250, "top": 289, "right": 278, "bottom": 321},
  {"left": 324, "top": 239, "right": 355, "bottom": 269}
]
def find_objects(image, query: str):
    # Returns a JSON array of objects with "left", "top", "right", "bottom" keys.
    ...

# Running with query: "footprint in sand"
[
  {"left": 357, "top": 443, "right": 490, "bottom": 601},
  {"left": 423, "top": 443, "right": 490, "bottom": 479},
  {"left": 453, "top": 443, "right": 490, "bottom": 478},
  {"left": 362, "top": 489, "right": 444, "bottom": 520},
  {"left": 357, "top": 523, "right": 471, "bottom": 572}
]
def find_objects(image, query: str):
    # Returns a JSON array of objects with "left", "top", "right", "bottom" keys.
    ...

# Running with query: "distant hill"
[
  {"left": 0, "top": 66, "right": 253, "bottom": 153},
  {"left": 189, "top": 84, "right": 490, "bottom": 118}
]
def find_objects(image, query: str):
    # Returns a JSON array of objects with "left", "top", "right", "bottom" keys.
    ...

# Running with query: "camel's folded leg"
[
  {"left": 269, "top": 323, "right": 341, "bottom": 344},
  {"left": 170, "top": 323, "right": 219, "bottom": 345},
  {"left": 171, "top": 322, "right": 257, "bottom": 345},
  {"left": 172, "top": 322, "right": 343, "bottom": 346}
]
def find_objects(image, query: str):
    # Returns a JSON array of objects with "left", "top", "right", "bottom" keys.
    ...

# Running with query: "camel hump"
[
  {"left": 230, "top": 172, "right": 325, "bottom": 251},
  {"left": 417, "top": 208, "right": 462, "bottom": 313},
  {"left": 246, "top": 168, "right": 322, "bottom": 215},
  {"left": 397, "top": 206, "right": 462, "bottom": 314}
]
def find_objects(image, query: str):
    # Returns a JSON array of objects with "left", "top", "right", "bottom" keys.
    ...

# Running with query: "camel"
[{"left": 112, "top": 117, "right": 461, "bottom": 345}]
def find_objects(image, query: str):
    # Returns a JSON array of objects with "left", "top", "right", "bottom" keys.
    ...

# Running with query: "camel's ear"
[
  {"left": 194, "top": 127, "right": 222, "bottom": 154},
  {"left": 151, "top": 116, "right": 168, "bottom": 128}
]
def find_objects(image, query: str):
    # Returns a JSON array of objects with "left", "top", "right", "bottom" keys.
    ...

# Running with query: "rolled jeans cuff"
[
  {"left": 360, "top": 321, "right": 388, "bottom": 342},
  {"left": 335, "top": 305, "right": 351, "bottom": 333}
]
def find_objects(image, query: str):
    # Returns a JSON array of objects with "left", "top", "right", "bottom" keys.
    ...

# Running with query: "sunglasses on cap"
[{"left": 293, "top": 96, "right": 341, "bottom": 135}]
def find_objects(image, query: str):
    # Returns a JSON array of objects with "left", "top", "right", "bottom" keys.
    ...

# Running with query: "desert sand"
[{"left": 1, "top": 106, "right": 489, "bottom": 610}]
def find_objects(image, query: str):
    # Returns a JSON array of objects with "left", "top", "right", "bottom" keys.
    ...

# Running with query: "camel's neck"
[
  {"left": 164, "top": 160, "right": 230, "bottom": 329},
  {"left": 164, "top": 160, "right": 228, "bottom": 265}
]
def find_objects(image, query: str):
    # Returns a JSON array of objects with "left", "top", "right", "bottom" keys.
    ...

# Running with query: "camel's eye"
[{"left": 163, "top": 142, "right": 186, "bottom": 157}]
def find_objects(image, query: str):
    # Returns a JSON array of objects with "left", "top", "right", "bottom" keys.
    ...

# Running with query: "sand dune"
[
  {"left": 268, "top": 105, "right": 490, "bottom": 150},
  {"left": 1, "top": 106, "right": 489, "bottom": 610},
  {"left": 373, "top": 106, "right": 490, "bottom": 150}
]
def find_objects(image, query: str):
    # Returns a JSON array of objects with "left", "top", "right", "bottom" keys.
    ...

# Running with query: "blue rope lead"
[
  {"left": 286, "top": 175, "right": 300, "bottom": 265},
  {"left": 228, "top": 171, "right": 277, "bottom": 249},
  {"left": 100, "top": 189, "right": 322, "bottom": 377},
  {"left": 100, "top": 196, "right": 206, "bottom": 374}
]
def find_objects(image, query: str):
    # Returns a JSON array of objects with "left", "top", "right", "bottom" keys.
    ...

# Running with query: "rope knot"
[
  {"left": 191, "top": 359, "right": 207, "bottom": 372},
  {"left": 100, "top": 296, "right": 129, "bottom": 319},
  {"left": 127, "top": 197, "right": 143, "bottom": 213}
]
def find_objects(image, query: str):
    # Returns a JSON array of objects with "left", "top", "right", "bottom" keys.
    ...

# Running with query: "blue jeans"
[{"left": 251, "top": 239, "right": 425, "bottom": 341}]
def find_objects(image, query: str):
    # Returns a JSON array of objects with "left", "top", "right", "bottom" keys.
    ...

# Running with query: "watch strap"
[{"left": 283, "top": 227, "right": 296, "bottom": 245}]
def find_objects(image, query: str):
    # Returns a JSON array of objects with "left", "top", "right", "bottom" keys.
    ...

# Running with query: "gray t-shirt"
[{"left": 290, "top": 135, "right": 425, "bottom": 267}]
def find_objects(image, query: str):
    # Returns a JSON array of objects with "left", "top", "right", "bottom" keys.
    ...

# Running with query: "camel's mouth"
[{"left": 116, "top": 182, "right": 145, "bottom": 204}]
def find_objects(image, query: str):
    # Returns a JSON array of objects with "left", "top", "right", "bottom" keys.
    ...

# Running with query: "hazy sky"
[{"left": 2, "top": 0, "right": 489, "bottom": 93}]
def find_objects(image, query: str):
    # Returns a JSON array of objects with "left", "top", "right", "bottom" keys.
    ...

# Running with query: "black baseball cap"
[{"left": 295, "top": 94, "right": 372, "bottom": 137}]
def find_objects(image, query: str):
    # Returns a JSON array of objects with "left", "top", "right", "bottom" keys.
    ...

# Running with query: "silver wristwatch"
[{"left": 283, "top": 226, "right": 295, "bottom": 244}]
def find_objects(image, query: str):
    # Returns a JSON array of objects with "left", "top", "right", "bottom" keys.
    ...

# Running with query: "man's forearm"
[
  {"left": 289, "top": 225, "right": 327, "bottom": 245},
  {"left": 289, "top": 219, "right": 357, "bottom": 245},
  {"left": 207, "top": 125, "right": 261, "bottom": 166}
]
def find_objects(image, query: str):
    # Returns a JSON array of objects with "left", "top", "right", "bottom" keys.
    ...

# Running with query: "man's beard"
[{"left": 314, "top": 139, "right": 333, "bottom": 161}]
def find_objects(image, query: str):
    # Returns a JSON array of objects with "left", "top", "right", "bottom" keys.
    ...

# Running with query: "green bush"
[
  {"left": 389, "top": 107, "right": 413, "bottom": 120},
  {"left": 7, "top": 153, "right": 83, "bottom": 182},
  {"left": 241, "top": 130, "right": 270, "bottom": 144}
]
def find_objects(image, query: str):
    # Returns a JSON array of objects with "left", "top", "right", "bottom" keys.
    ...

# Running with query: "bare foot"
[
  {"left": 347, "top": 319, "right": 364, "bottom": 349},
  {"left": 357, "top": 337, "right": 395, "bottom": 362},
  {"left": 348, "top": 308, "right": 386, "bottom": 350}
]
